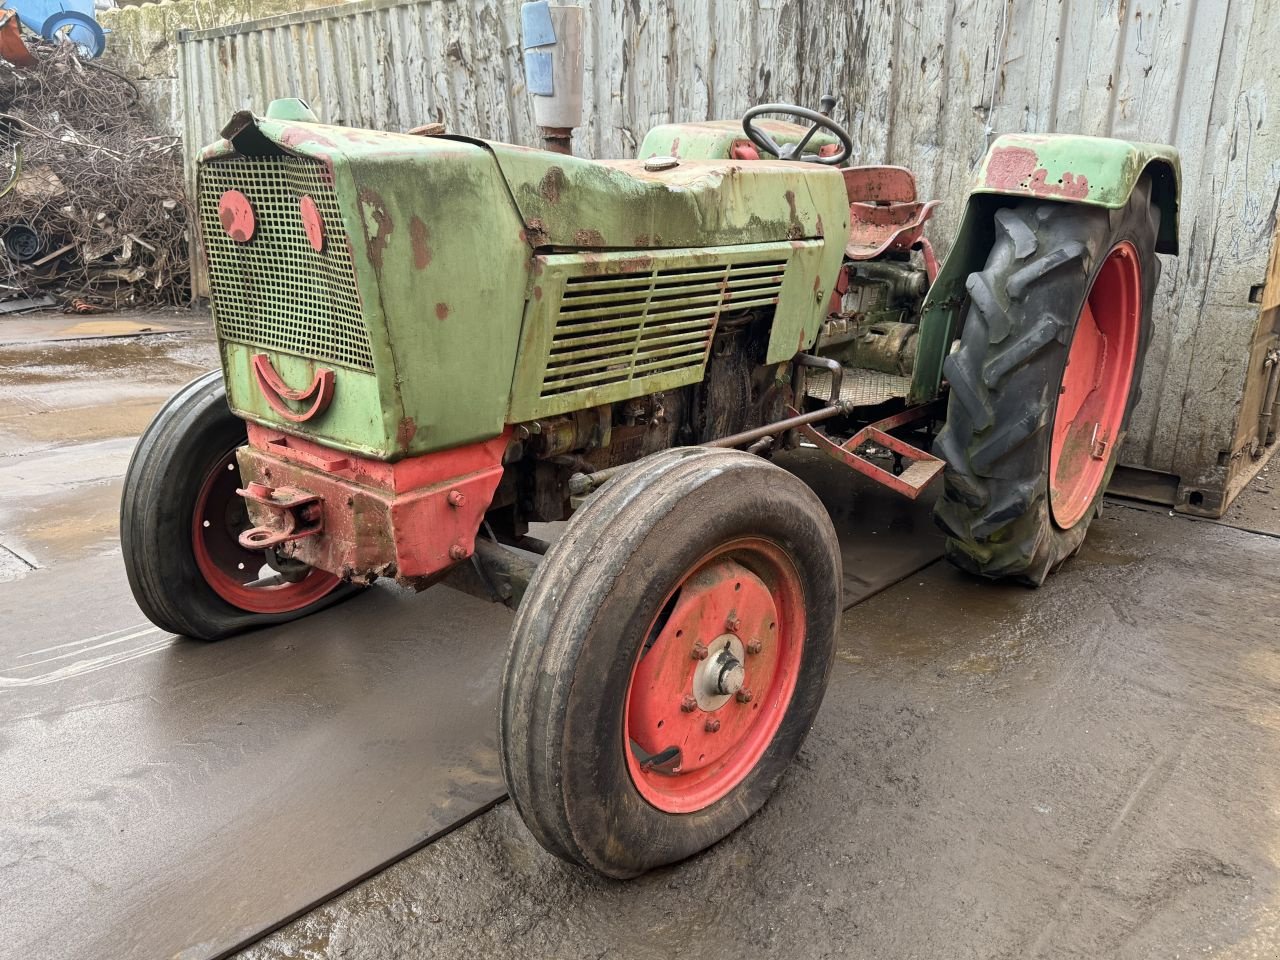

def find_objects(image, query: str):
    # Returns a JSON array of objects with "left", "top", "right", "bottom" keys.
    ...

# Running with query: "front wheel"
[
  {"left": 500, "top": 448, "right": 841, "bottom": 878},
  {"left": 120, "top": 371, "right": 355, "bottom": 640},
  {"left": 934, "top": 180, "right": 1162, "bottom": 584}
]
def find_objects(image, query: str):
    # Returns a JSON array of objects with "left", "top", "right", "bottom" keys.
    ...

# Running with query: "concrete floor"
[
  {"left": 3, "top": 311, "right": 1279, "bottom": 960},
  {"left": 235, "top": 488, "right": 1280, "bottom": 960}
]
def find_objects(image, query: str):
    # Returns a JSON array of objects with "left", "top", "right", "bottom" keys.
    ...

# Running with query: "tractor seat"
[{"left": 842, "top": 165, "right": 939, "bottom": 261}]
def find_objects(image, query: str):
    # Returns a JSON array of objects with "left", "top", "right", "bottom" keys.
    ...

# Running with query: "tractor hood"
[
  {"left": 469, "top": 140, "right": 849, "bottom": 251},
  {"left": 199, "top": 111, "right": 533, "bottom": 459},
  {"left": 198, "top": 109, "right": 851, "bottom": 461}
]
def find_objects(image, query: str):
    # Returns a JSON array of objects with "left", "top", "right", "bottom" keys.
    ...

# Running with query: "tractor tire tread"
[{"left": 934, "top": 183, "right": 1161, "bottom": 585}]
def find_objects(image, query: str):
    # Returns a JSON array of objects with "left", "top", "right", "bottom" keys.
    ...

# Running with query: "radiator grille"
[
  {"left": 539, "top": 259, "right": 786, "bottom": 398},
  {"left": 199, "top": 157, "right": 374, "bottom": 371}
]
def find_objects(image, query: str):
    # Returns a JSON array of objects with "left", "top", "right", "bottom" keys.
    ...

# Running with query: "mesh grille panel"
[
  {"left": 199, "top": 158, "right": 374, "bottom": 371},
  {"left": 805, "top": 368, "right": 911, "bottom": 406},
  {"left": 539, "top": 259, "right": 786, "bottom": 398}
]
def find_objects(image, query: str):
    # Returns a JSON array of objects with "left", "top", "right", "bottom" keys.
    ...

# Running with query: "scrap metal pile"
[{"left": 0, "top": 41, "right": 189, "bottom": 310}]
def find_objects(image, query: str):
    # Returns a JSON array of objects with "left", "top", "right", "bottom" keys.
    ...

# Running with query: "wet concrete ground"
[
  {"left": 0, "top": 312, "right": 518, "bottom": 960},
  {"left": 241, "top": 493, "right": 1280, "bottom": 960},
  {"left": 0, "top": 309, "right": 217, "bottom": 574},
  {"left": 3, "top": 310, "right": 1279, "bottom": 959}
]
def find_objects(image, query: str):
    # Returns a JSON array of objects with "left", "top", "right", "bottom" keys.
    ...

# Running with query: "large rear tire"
[
  {"left": 934, "top": 181, "right": 1161, "bottom": 584},
  {"left": 121, "top": 371, "right": 356, "bottom": 641},
  {"left": 500, "top": 447, "right": 841, "bottom": 878}
]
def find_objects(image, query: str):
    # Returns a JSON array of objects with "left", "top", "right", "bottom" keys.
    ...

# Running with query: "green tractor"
[{"left": 120, "top": 80, "right": 1179, "bottom": 876}]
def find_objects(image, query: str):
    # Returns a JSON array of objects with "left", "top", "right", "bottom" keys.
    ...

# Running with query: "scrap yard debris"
[{"left": 0, "top": 41, "right": 189, "bottom": 310}]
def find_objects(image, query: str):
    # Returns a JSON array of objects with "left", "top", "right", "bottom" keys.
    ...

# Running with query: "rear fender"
[
  {"left": 909, "top": 134, "right": 1181, "bottom": 404},
  {"left": 975, "top": 134, "right": 1180, "bottom": 254}
]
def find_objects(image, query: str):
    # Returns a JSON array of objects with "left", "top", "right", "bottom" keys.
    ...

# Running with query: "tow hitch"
[{"left": 236, "top": 482, "right": 324, "bottom": 551}]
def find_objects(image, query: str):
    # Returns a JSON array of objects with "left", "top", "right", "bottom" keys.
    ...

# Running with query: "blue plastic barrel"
[{"left": 1, "top": 0, "right": 105, "bottom": 58}]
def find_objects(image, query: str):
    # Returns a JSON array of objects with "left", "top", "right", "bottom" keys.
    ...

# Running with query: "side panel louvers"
[
  {"left": 541, "top": 260, "right": 784, "bottom": 397},
  {"left": 510, "top": 243, "right": 813, "bottom": 421}
]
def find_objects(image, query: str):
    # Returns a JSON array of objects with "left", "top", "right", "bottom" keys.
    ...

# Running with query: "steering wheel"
[{"left": 742, "top": 100, "right": 853, "bottom": 166}]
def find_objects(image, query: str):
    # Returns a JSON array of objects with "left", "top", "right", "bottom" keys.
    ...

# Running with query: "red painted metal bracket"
[
  {"left": 235, "top": 482, "right": 324, "bottom": 550},
  {"left": 252, "top": 353, "right": 335, "bottom": 423},
  {"left": 790, "top": 404, "right": 946, "bottom": 500},
  {"left": 236, "top": 427, "right": 512, "bottom": 582}
]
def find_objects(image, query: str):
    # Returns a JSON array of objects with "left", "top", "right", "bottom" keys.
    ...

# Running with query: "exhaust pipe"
[{"left": 521, "top": 2, "right": 585, "bottom": 156}]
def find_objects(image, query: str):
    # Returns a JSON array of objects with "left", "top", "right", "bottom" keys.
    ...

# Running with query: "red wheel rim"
[
  {"left": 191, "top": 445, "right": 342, "bottom": 613},
  {"left": 1049, "top": 242, "right": 1142, "bottom": 529},
  {"left": 623, "top": 538, "right": 806, "bottom": 814}
]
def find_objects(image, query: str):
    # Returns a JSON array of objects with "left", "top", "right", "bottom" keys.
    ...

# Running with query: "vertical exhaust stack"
[{"left": 521, "top": 1, "right": 584, "bottom": 155}]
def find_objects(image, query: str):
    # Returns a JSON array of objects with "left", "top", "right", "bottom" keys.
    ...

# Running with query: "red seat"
[{"left": 841, "top": 166, "right": 939, "bottom": 266}]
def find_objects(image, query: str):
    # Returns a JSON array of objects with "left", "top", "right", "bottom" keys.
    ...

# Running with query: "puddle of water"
[
  {"left": 59, "top": 320, "right": 173, "bottom": 337},
  {"left": 0, "top": 324, "right": 219, "bottom": 573},
  {"left": 0, "top": 394, "right": 171, "bottom": 450},
  {"left": 835, "top": 564, "right": 1044, "bottom": 684}
]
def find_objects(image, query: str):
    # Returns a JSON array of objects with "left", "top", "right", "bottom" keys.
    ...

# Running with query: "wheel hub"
[
  {"left": 623, "top": 544, "right": 805, "bottom": 814},
  {"left": 693, "top": 635, "right": 746, "bottom": 710}
]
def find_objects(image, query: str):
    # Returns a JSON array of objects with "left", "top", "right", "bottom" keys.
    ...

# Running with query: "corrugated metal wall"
[{"left": 177, "top": 0, "right": 1280, "bottom": 497}]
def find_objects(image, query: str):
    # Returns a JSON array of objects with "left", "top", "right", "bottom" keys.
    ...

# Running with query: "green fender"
[
  {"left": 974, "top": 133, "right": 1180, "bottom": 254},
  {"left": 909, "top": 133, "right": 1181, "bottom": 404}
]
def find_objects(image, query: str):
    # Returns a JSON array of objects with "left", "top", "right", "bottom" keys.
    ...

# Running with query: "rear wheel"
[
  {"left": 934, "top": 181, "right": 1161, "bottom": 584},
  {"left": 121, "top": 371, "right": 354, "bottom": 640},
  {"left": 500, "top": 448, "right": 841, "bottom": 877}
]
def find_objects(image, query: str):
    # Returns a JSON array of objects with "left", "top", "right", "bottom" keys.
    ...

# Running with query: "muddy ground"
[
  {"left": 238, "top": 490, "right": 1280, "bottom": 960},
  {"left": 2, "top": 312, "right": 1278, "bottom": 960}
]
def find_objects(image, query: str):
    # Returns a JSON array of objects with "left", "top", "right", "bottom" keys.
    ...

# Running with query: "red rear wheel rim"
[
  {"left": 191, "top": 445, "right": 342, "bottom": 613},
  {"left": 1049, "top": 242, "right": 1142, "bottom": 529},
  {"left": 623, "top": 538, "right": 806, "bottom": 814}
]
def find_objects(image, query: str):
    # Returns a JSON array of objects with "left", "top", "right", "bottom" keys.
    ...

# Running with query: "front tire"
[
  {"left": 500, "top": 448, "right": 841, "bottom": 878},
  {"left": 121, "top": 371, "right": 354, "bottom": 640},
  {"left": 934, "top": 181, "right": 1161, "bottom": 584}
]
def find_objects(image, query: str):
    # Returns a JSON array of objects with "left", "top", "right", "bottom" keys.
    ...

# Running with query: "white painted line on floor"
[
  {"left": 16, "top": 626, "right": 166, "bottom": 668},
  {"left": 17, "top": 622, "right": 154, "bottom": 659},
  {"left": 0, "top": 632, "right": 174, "bottom": 688}
]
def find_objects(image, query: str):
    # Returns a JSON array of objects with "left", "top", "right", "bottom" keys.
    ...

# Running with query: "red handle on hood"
[{"left": 251, "top": 353, "right": 335, "bottom": 423}]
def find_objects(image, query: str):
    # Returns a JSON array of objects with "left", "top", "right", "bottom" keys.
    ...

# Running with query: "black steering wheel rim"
[{"left": 742, "top": 103, "right": 853, "bottom": 166}]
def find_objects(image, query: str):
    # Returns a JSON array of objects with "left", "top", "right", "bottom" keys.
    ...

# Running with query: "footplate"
[{"left": 792, "top": 405, "right": 945, "bottom": 499}]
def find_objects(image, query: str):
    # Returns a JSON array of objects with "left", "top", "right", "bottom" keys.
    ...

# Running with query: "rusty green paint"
[
  {"left": 199, "top": 111, "right": 849, "bottom": 460},
  {"left": 476, "top": 139, "right": 848, "bottom": 368},
  {"left": 479, "top": 141, "right": 849, "bottom": 251},
  {"left": 910, "top": 134, "right": 1182, "bottom": 404},
  {"left": 976, "top": 133, "right": 1180, "bottom": 254},
  {"left": 202, "top": 112, "right": 530, "bottom": 459},
  {"left": 909, "top": 198, "right": 992, "bottom": 406},
  {"left": 262, "top": 96, "right": 320, "bottom": 123},
  {"left": 637, "top": 119, "right": 838, "bottom": 161},
  {"left": 509, "top": 241, "right": 829, "bottom": 421}
]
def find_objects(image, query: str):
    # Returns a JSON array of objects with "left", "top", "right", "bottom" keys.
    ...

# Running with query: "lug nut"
[
  {"left": 448, "top": 543, "right": 469, "bottom": 560},
  {"left": 447, "top": 490, "right": 466, "bottom": 508},
  {"left": 736, "top": 689, "right": 753, "bottom": 704},
  {"left": 746, "top": 639, "right": 763, "bottom": 655},
  {"left": 704, "top": 718, "right": 721, "bottom": 733},
  {"left": 680, "top": 695, "right": 697, "bottom": 713},
  {"left": 725, "top": 615, "right": 741, "bottom": 633},
  {"left": 691, "top": 641, "right": 709, "bottom": 661}
]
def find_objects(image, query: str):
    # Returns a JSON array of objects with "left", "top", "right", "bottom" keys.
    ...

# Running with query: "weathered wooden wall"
[{"left": 165, "top": 0, "right": 1280, "bottom": 502}]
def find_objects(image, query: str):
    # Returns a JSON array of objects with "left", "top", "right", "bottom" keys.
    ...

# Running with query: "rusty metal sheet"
[
  {"left": 1, "top": 451, "right": 938, "bottom": 960},
  {"left": 0, "top": 553, "right": 511, "bottom": 960},
  {"left": 0, "top": 9, "right": 35, "bottom": 67}
]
